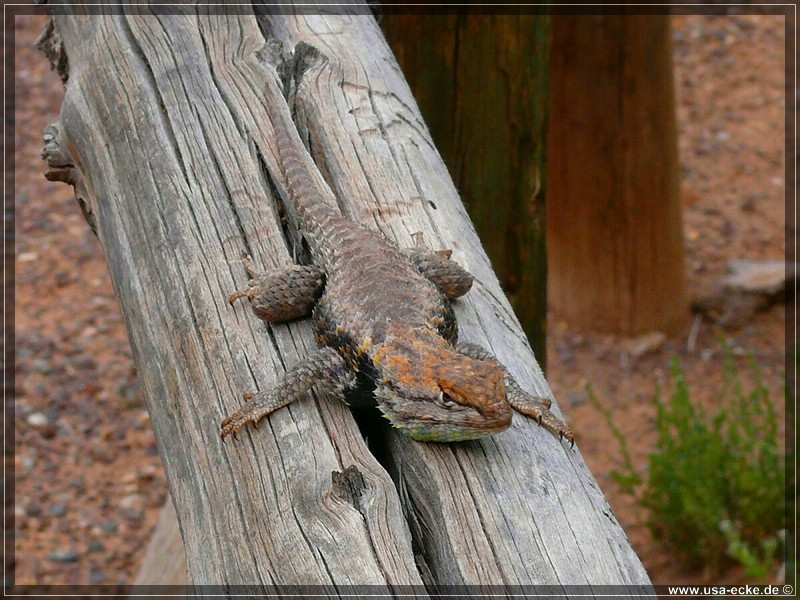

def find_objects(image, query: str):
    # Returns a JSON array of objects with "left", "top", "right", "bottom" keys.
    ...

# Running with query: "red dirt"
[{"left": 12, "top": 13, "right": 787, "bottom": 587}]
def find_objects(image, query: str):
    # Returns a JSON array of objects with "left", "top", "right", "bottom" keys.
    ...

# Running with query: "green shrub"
[{"left": 597, "top": 344, "right": 786, "bottom": 577}]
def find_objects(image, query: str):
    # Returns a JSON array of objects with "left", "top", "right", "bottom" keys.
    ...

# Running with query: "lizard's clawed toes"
[{"left": 220, "top": 414, "right": 256, "bottom": 440}]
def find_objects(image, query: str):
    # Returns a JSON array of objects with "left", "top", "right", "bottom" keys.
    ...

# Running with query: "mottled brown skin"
[{"left": 220, "top": 113, "right": 573, "bottom": 444}]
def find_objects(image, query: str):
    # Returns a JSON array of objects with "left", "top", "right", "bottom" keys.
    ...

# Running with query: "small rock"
[
  {"left": 101, "top": 520, "right": 118, "bottom": 534},
  {"left": 122, "top": 509, "right": 145, "bottom": 524},
  {"left": 31, "top": 359, "right": 52, "bottom": 375},
  {"left": 26, "top": 412, "right": 48, "bottom": 427},
  {"left": 18, "top": 252, "right": 39, "bottom": 263},
  {"left": 740, "top": 196, "right": 758, "bottom": 212},
  {"left": 87, "top": 540, "right": 105, "bottom": 553},
  {"left": 120, "top": 493, "right": 145, "bottom": 512},
  {"left": 26, "top": 413, "right": 58, "bottom": 439},
  {"left": 556, "top": 344, "right": 575, "bottom": 364},
  {"left": 89, "top": 568, "right": 107, "bottom": 585},
  {"left": 134, "top": 410, "right": 151, "bottom": 431},
  {"left": 118, "top": 381, "right": 143, "bottom": 409},
  {"left": 24, "top": 501, "right": 43, "bottom": 518},
  {"left": 49, "top": 503, "right": 67, "bottom": 518},
  {"left": 565, "top": 389, "right": 590, "bottom": 407},
  {"left": 18, "top": 454, "right": 36, "bottom": 472},
  {"left": 48, "top": 549, "right": 79, "bottom": 563},
  {"left": 72, "top": 356, "right": 97, "bottom": 371},
  {"left": 622, "top": 332, "right": 666, "bottom": 359},
  {"left": 122, "top": 471, "right": 138, "bottom": 485},
  {"left": 723, "top": 259, "right": 793, "bottom": 297},
  {"left": 80, "top": 326, "right": 98, "bottom": 339},
  {"left": 89, "top": 446, "right": 116, "bottom": 465},
  {"left": 54, "top": 271, "right": 74, "bottom": 287}
]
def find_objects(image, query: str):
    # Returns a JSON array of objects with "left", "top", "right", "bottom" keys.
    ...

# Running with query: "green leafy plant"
[{"left": 597, "top": 344, "right": 786, "bottom": 577}]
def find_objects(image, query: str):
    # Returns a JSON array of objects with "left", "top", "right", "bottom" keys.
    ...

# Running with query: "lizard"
[{"left": 220, "top": 109, "right": 573, "bottom": 446}]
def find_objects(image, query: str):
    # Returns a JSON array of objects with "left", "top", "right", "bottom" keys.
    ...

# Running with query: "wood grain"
[
  {"left": 43, "top": 3, "right": 653, "bottom": 591},
  {"left": 548, "top": 15, "right": 687, "bottom": 335},
  {"left": 48, "top": 6, "right": 419, "bottom": 587}
]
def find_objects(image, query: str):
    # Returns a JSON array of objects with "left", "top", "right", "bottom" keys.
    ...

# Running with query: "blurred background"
[{"left": 13, "top": 11, "right": 788, "bottom": 587}]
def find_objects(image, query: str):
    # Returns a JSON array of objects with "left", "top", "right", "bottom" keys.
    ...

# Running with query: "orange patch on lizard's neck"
[{"left": 373, "top": 324, "right": 451, "bottom": 391}]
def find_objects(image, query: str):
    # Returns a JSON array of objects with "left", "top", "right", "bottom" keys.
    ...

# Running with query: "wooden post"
[
  {"left": 548, "top": 15, "right": 688, "bottom": 335},
  {"left": 382, "top": 15, "right": 551, "bottom": 369},
  {"left": 39, "top": 4, "right": 652, "bottom": 590}
]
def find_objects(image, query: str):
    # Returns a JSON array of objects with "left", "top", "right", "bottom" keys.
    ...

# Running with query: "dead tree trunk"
[
  {"left": 548, "top": 15, "right": 688, "bottom": 335},
  {"left": 40, "top": 4, "right": 652, "bottom": 591}
]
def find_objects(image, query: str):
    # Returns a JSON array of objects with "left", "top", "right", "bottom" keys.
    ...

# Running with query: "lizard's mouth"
[
  {"left": 404, "top": 415, "right": 512, "bottom": 442},
  {"left": 374, "top": 384, "right": 513, "bottom": 443}
]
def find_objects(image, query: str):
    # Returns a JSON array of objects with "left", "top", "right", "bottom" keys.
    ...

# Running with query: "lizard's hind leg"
[
  {"left": 228, "top": 254, "right": 325, "bottom": 322},
  {"left": 456, "top": 342, "right": 574, "bottom": 446},
  {"left": 220, "top": 347, "right": 352, "bottom": 440},
  {"left": 403, "top": 247, "right": 474, "bottom": 299}
]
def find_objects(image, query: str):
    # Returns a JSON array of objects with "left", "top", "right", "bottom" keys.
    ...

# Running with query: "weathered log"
[
  {"left": 40, "top": 3, "right": 653, "bottom": 592},
  {"left": 133, "top": 497, "right": 186, "bottom": 589}
]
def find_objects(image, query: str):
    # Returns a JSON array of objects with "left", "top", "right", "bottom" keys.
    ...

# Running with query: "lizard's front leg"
[
  {"left": 220, "top": 347, "right": 352, "bottom": 439},
  {"left": 228, "top": 254, "right": 325, "bottom": 322},
  {"left": 403, "top": 247, "right": 474, "bottom": 299},
  {"left": 456, "top": 342, "right": 574, "bottom": 446}
]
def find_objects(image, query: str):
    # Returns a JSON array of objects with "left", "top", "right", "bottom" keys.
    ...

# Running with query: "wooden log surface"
[{"left": 40, "top": 3, "right": 653, "bottom": 591}]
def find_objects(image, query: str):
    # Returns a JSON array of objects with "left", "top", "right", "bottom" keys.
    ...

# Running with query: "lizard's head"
[{"left": 372, "top": 325, "right": 512, "bottom": 442}]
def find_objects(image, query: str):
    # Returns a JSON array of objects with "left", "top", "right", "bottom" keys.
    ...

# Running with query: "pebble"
[
  {"left": 621, "top": 332, "right": 666, "bottom": 359},
  {"left": 101, "top": 520, "right": 119, "bottom": 534},
  {"left": 49, "top": 503, "right": 67, "bottom": 518},
  {"left": 18, "top": 454, "right": 36, "bottom": 472},
  {"left": 26, "top": 412, "right": 58, "bottom": 439},
  {"left": 134, "top": 411, "right": 151, "bottom": 431},
  {"left": 32, "top": 359, "right": 53, "bottom": 375},
  {"left": 89, "top": 446, "right": 116, "bottom": 465},
  {"left": 120, "top": 493, "right": 145, "bottom": 512},
  {"left": 89, "top": 568, "right": 107, "bottom": 585},
  {"left": 54, "top": 271, "right": 73, "bottom": 287},
  {"left": 87, "top": 540, "right": 105, "bottom": 553},
  {"left": 723, "top": 259, "right": 791, "bottom": 296},
  {"left": 48, "top": 549, "right": 79, "bottom": 563},
  {"left": 26, "top": 413, "right": 48, "bottom": 427},
  {"left": 24, "top": 501, "right": 43, "bottom": 518},
  {"left": 122, "top": 509, "right": 145, "bottom": 524},
  {"left": 565, "top": 390, "right": 590, "bottom": 407},
  {"left": 118, "top": 381, "right": 143, "bottom": 409},
  {"left": 70, "top": 477, "right": 87, "bottom": 494},
  {"left": 72, "top": 355, "right": 97, "bottom": 371}
]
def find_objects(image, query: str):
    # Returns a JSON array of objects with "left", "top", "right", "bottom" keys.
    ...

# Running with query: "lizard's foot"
[
  {"left": 240, "top": 252, "right": 259, "bottom": 278},
  {"left": 228, "top": 254, "right": 260, "bottom": 305},
  {"left": 455, "top": 342, "right": 574, "bottom": 447},
  {"left": 220, "top": 390, "right": 274, "bottom": 440},
  {"left": 227, "top": 285, "right": 254, "bottom": 305},
  {"left": 511, "top": 398, "right": 574, "bottom": 447}
]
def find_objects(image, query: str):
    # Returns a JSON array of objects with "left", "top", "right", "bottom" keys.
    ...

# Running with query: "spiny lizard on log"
[{"left": 220, "top": 111, "right": 573, "bottom": 445}]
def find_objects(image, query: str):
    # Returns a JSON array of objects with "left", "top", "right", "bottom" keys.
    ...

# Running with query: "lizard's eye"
[{"left": 440, "top": 391, "right": 458, "bottom": 408}]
